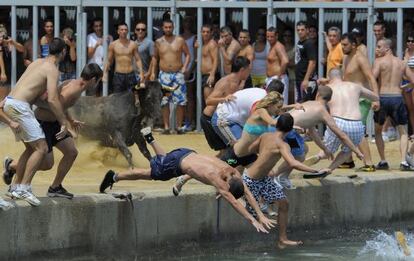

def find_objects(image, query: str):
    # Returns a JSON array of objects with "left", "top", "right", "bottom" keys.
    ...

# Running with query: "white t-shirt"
[
  {"left": 216, "top": 88, "right": 267, "bottom": 125},
  {"left": 87, "top": 33, "right": 105, "bottom": 69}
]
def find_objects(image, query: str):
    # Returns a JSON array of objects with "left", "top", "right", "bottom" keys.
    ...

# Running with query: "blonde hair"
[{"left": 256, "top": 91, "right": 284, "bottom": 110}]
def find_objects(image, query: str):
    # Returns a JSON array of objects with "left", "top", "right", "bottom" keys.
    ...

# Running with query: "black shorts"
[
  {"left": 150, "top": 148, "right": 195, "bottom": 181},
  {"left": 374, "top": 96, "right": 408, "bottom": 125},
  {"left": 200, "top": 113, "right": 227, "bottom": 151},
  {"left": 243, "top": 75, "right": 253, "bottom": 89},
  {"left": 112, "top": 72, "right": 138, "bottom": 93},
  {"left": 37, "top": 120, "right": 71, "bottom": 153}
]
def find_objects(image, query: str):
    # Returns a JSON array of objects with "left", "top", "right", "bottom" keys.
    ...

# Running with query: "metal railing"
[{"left": 0, "top": 0, "right": 411, "bottom": 131}]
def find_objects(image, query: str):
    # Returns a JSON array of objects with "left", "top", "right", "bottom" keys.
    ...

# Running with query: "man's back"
[
  {"left": 328, "top": 81, "right": 362, "bottom": 120},
  {"left": 377, "top": 54, "right": 405, "bottom": 94},
  {"left": 289, "top": 101, "right": 326, "bottom": 129},
  {"left": 11, "top": 59, "right": 56, "bottom": 104}
]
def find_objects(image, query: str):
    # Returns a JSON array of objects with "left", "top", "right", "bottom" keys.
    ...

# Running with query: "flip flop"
[{"left": 303, "top": 171, "right": 329, "bottom": 179}]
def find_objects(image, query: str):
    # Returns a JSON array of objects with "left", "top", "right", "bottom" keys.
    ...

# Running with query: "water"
[{"left": 137, "top": 231, "right": 414, "bottom": 261}]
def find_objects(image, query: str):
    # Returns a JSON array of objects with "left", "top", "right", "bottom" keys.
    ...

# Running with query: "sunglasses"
[
  {"left": 135, "top": 28, "right": 146, "bottom": 32},
  {"left": 407, "top": 39, "right": 414, "bottom": 43}
]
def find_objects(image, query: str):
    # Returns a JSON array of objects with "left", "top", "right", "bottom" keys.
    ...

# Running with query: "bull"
[{"left": 69, "top": 82, "right": 163, "bottom": 167}]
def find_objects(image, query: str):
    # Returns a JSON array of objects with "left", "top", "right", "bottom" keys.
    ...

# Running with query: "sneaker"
[
  {"left": 11, "top": 190, "right": 41, "bottom": 206},
  {"left": 172, "top": 176, "right": 186, "bottom": 196},
  {"left": 100, "top": 170, "right": 116, "bottom": 193},
  {"left": 161, "top": 129, "right": 171, "bottom": 135},
  {"left": 0, "top": 198, "right": 13, "bottom": 211},
  {"left": 406, "top": 153, "right": 414, "bottom": 167},
  {"left": 3, "top": 157, "right": 15, "bottom": 185},
  {"left": 338, "top": 161, "right": 355, "bottom": 169},
  {"left": 47, "top": 185, "right": 74, "bottom": 199},
  {"left": 276, "top": 175, "right": 296, "bottom": 190},
  {"left": 376, "top": 161, "right": 390, "bottom": 170},
  {"left": 357, "top": 165, "right": 376, "bottom": 172},
  {"left": 400, "top": 163, "right": 414, "bottom": 171}
]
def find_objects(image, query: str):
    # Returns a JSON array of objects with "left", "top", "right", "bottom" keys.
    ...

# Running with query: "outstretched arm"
[{"left": 279, "top": 141, "right": 320, "bottom": 173}]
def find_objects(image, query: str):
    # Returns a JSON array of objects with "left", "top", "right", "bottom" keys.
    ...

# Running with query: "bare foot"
[{"left": 277, "top": 239, "right": 303, "bottom": 249}]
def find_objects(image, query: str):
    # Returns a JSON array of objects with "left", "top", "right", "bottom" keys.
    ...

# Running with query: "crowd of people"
[{"left": 2, "top": 15, "right": 414, "bottom": 247}]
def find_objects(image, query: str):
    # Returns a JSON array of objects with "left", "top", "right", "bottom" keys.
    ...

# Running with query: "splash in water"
[{"left": 358, "top": 231, "right": 414, "bottom": 260}]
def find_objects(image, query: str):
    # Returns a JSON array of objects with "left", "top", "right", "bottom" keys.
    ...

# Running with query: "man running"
[
  {"left": 372, "top": 38, "right": 414, "bottom": 170},
  {"left": 266, "top": 27, "right": 289, "bottom": 103},
  {"left": 99, "top": 127, "right": 276, "bottom": 233},
  {"left": 0, "top": 38, "right": 69, "bottom": 206},
  {"left": 2, "top": 63, "right": 103, "bottom": 199},
  {"left": 150, "top": 19, "right": 191, "bottom": 134}
]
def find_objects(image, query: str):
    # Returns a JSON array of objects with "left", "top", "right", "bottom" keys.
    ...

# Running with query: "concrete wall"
[{"left": 2, "top": 174, "right": 414, "bottom": 260}]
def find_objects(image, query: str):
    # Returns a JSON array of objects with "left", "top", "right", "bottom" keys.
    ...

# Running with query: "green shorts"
[{"left": 359, "top": 98, "right": 372, "bottom": 126}]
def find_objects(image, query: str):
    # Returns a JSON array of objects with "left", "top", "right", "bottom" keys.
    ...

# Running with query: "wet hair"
[
  {"left": 220, "top": 26, "right": 232, "bottom": 35},
  {"left": 266, "top": 79, "right": 285, "bottom": 94},
  {"left": 317, "top": 85, "right": 333, "bottom": 102},
  {"left": 117, "top": 22, "right": 128, "bottom": 29},
  {"left": 328, "top": 26, "right": 341, "bottom": 35},
  {"left": 81, "top": 63, "right": 103, "bottom": 81},
  {"left": 275, "top": 113, "right": 294, "bottom": 133},
  {"left": 341, "top": 32, "right": 357, "bottom": 45},
  {"left": 49, "top": 37, "right": 66, "bottom": 55},
  {"left": 256, "top": 91, "right": 284, "bottom": 110},
  {"left": 231, "top": 56, "right": 250, "bottom": 73},
  {"left": 296, "top": 20, "right": 307, "bottom": 28},
  {"left": 239, "top": 29, "right": 250, "bottom": 37},
  {"left": 267, "top": 26, "right": 278, "bottom": 34},
  {"left": 328, "top": 68, "right": 342, "bottom": 79},
  {"left": 229, "top": 176, "right": 244, "bottom": 199},
  {"left": 163, "top": 19, "right": 174, "bottom": 26}
]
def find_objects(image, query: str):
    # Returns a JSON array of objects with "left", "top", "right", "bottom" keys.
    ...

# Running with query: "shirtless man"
[
  {"left": 2, "top": 63, "right": 103, "bottom": 199},
  {"left": 307, "top": 69, "right": 378, "bottom": 172},
  {"left": 200, "top": 56, "right": 250, "bottom": 153},
  {"left": 266, "top": 27, "right": 289, "bottom": 104},
  {"left": 218, "top": 26, "right": 241, "bottom": 76},
  {"left": 246, "top": 114, "right": 330, "bottom": 248},
  {"left": 341, "top": 32, "right": 380, "bottom": 171},
  {"left": 0, "top": 38, "right": 69, "bottom": 206},
  {"left": 237, "top": 29, "right": 254, "bottom": 88},
  {"left": 274, "top": 84, "right": 365, "bottom": 188},
  {"left": 199, "top": 24, "right": 219, "bottom": 100},
  {"left": 372, "top": 39, "right": 414, "bottom": 170},
  {"left": 103, "top": 22, "right": 144, "bottom": 105},
  {"left": 150, "top": 19, "right": 191, "bottom": 134},
  {"left": 40, "top": 19, "right": 54, "bottom": 58},
  {"left": 99, "top": 127, "right": 276, "bottom": 233}
]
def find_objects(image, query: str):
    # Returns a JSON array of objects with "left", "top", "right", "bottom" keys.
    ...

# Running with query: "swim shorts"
[
  {"left": 268, "top": 127, "right": 305, "bottom": 157},
  {"left": 3, "top": 97, "right": 45, "bottom": 142},
  {"left": 243, "top": 169, "right": 286, "bottom": 214},
  {"left": 374, "top": 95, "right": 408, "bottom": 126},
  {"left": 150, "top": 148, "right": 194, "bottom": 181},
  {"left": 324, "top": 116, "right": 364, "bottom": 153},
  {"left": 211, "top": 112, "right": 243, "bottom": 146},
  {"left": 38, "top": 120, "right": 72, "bottom": 153},
  {"left": 359, "top": 98, "right": 372, "bottom": 127},
  {"left": 200, "top": 113, "right": 227, "bottom": 151},
  {"left": 159, "top": 71, "right": 187, "bottom": 106},
  {"left": 112, "top": 72, "right": 139, "bottom": 93}
]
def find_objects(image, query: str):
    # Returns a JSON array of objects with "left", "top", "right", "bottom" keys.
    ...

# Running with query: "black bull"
[{"left": 69, "top": 81, "right": 163, "bottom": 167}]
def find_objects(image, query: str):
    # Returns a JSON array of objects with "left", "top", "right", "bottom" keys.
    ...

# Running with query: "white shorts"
[
  {"left": 323, "top": 117, "right": 364, "bottom": 153},
  {"left": 265, "top": 74, "right": 289, "bottom": 105},
  {"left": 3, "top": 97, "right": 45, "bottom": 142}
]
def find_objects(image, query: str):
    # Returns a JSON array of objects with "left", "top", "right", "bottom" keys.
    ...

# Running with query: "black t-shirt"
[{"left": 295, "top": 38, "right": 317, "bottom": 82}]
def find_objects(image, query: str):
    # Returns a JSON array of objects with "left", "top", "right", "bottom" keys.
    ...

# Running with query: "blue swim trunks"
[
  {"left": 268, "top": 127, "right": 305, "bottom": 157},
  {"left": 150, "top": 148, "right": 195, "bottom": 181},
  {"left": 159, "top": 71, "right": 187, "bottom": 106}
]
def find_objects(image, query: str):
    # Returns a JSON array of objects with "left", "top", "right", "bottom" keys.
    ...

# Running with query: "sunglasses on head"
[{"left": 135, "top": 28, "right": 146, "bottom": 32}]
